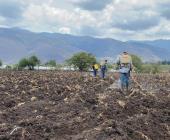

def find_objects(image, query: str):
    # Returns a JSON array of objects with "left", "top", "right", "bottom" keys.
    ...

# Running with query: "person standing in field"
[
  {"left": 100, "top": 60, "right": 108, "bottom": 79},
  {"left": 92, "top": 63, "right": 100, "bottom": 77},
  {"left": 116, "top": 52, "right": 132, "bottom": 92}
]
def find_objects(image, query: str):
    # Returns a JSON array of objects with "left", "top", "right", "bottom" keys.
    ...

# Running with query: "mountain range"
[{"left": 0, "top": 27, "right": 170, "bottom": 64}]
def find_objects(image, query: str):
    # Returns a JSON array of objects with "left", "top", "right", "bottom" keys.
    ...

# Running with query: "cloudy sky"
[{"left": 0, "top": 0, "right": 170, "bottom": 41}]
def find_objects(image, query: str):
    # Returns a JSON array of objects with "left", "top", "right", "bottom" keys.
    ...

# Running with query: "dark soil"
[{"left": 0, "top": 71, "right": 169, "bottom": 140}]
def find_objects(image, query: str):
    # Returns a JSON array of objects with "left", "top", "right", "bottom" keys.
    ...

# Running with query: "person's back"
[
  {"left": 92, "top": 63, "right": 99, "bottom": 77},
  {"left": 100, "top": 60, "right": 107, "bottom": 79},
  {"left": 117, "top": 52, "right": 132, "bottom": 92},
  {"left": 94, "top": 64, "right": 99, "bottom": 70}
]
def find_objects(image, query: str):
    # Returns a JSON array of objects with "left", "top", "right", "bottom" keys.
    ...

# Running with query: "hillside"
[{"left": 0, "top": 27, "right": 169, "bottom": 64}]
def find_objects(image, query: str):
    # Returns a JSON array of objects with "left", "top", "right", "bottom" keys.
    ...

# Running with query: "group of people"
[
  {"left": 92, "top": 51, "right": 133, "bottom": 91},
  {"left": 92, "top": 59, "right": 108, "bottom": 79}
]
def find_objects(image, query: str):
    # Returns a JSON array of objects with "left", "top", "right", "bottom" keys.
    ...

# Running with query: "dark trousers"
[
  {"left": 101, "top": 69, "right": 106, "bottom": 79},
  {"left": 93, "top": 69, "right": 98, "bottom": 77}
]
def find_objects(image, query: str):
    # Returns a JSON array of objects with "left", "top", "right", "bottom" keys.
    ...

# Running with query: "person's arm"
[{"left": 129, "top": 56, "right": 133, "bottom": 71}]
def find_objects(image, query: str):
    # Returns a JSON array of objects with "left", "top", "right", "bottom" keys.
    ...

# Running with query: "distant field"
[
  {"left": 141, "top": 64, "right": 170, "bottom": 72},
  {"left": 160, "top": 65, "right": 170, "bottom": 72},
  {"left": 0, "top": 71, "right": 169, "bottom": 139}
]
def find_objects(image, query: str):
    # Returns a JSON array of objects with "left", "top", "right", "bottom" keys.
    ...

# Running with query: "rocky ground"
[{"left": 0, "top": 70, "right": 169, "bottom": 140}]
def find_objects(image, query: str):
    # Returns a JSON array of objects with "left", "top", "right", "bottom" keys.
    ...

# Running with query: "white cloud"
[
  {"left": 21, "top": 3, "right": 97, "bottom": 33},
  {"left": 0, "top": 0, "right": 170, "bottom": 40},
  {"left": 58, "top": 27, "right": 71, "bottom": 34}
]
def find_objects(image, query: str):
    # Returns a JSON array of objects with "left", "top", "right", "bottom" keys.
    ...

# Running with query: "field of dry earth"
[{"left": 0, "top": 71, "right": 169, "bottom": 140}]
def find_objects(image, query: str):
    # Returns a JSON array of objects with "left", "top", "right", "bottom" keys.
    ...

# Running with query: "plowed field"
[{"left": 0, "top": 71, "right": 169, "bottom": 140}]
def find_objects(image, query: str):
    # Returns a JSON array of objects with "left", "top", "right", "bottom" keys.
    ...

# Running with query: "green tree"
[
  {"left": 18, "top": 56, "right": 40, "bottom": 70},
  {"left": 0, "top": 60, "right": 2, "bottom": 66},
  {"left": 67, "top": 52, "right": 96, "bottom": 71},
  {"left": 18, "top": 58, "right": 29, "bottom": 69},
  {"left": 131, "top": 54, "right": 143, "bottom": 72},
  {"left": 45, "top": 60, "right": 57, "bottom": 67},
  {"left": 28, "top": 55, "right": 40, "bottom": 70}
]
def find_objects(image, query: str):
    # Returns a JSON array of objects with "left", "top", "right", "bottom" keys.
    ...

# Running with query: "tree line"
[
  {"left": 0, "top": 56, "right": 58, "bottom": 70},
  {"left": 159, "top": 60, "right": 170, "bottom": 65},
  {"left": 0, "top": 52, "right": 169, "bottom": 73}
]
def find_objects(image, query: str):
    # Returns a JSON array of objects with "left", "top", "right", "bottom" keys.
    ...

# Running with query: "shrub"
[
  {"left": 66, "top": 52, "right": 96, "bottom": 71},
  {"left": 18, "top": 56, "right": 40, "bottom": 70},
  {"left": 131, "top": 54, "right": 143, "bottom": 72}
]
